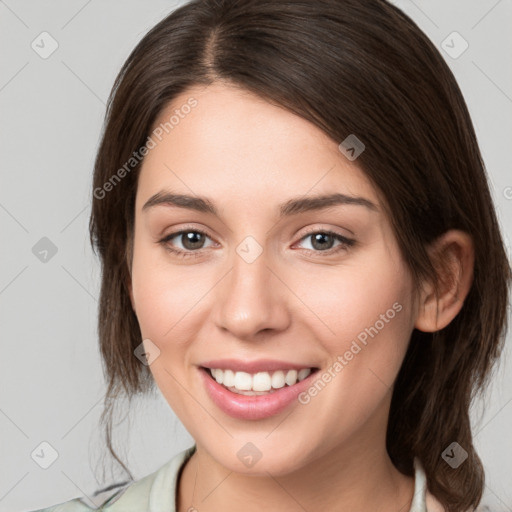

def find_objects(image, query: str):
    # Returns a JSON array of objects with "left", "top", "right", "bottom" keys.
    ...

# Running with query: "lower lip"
[{"left": 199, "top": 367, "right": 317, "bottom": 420}]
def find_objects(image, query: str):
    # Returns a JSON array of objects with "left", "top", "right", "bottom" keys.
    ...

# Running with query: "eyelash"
[{"left": 159, "top": 227, "right": 356, "bottom": 259}]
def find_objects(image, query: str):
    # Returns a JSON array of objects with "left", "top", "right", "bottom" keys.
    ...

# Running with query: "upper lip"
[{"left": 199, "top": 358, "right": 317, "bottom": 373}]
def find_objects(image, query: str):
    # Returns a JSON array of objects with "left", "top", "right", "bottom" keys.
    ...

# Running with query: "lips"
[{"left": 198, "top": 359, "right": 319, "bottom": 420}]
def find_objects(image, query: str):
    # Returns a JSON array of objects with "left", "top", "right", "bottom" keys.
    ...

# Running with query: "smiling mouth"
[{"left": 202, "top": 366, "right": 320, "bottom": 396}]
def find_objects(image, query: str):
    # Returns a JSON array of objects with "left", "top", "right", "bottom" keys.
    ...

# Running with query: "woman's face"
[{"left": 129, "top": 82, "right": 418, "bottom": 475}]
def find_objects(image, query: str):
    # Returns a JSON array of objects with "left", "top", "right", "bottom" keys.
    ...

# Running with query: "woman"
[{"left": 30, "top": 0, "right": 511, "bottom": 511}]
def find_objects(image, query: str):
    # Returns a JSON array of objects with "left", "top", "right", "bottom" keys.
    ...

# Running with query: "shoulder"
[
  {"left": 104, "top": 444, "right": 196, "bottom": 511},
  {"left": 426, "top": 490, "right": 494, "bottom": 512},
  {"left": 23, "top": 500, "right": 94, "bottom": 512},
  {"left": 26, "top": 445, "right": 196, "bottom": 512},
  {"left": 412, "top": 457, "right": 447, "bottom": 512},
  {"left": 425, "top": 488, "right": 446, "bottom": 512},
  {"left": 23, "top": 482, "right": 131, "bottom": 512}
]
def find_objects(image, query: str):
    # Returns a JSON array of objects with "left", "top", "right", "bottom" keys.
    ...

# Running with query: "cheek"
[
  {"left": 129, "top": 244, "right": 206, "bottom": 417},
  {"left": 290, "top": 248, "right": 415, "bottom": 414},
  {"left": 295, "top": 256, "right": 411, "bottom": 350},
  {"left": 131, "top": 241, "right": 181, "bottom": 340},
  {"left": 130, "top": 242, "right": 214, "bottom": 347},
  {"left": 290, "top": 259, "right": 413, "bottom": 439}
]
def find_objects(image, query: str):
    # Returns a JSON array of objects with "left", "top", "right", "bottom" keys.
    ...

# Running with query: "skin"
[{"left": 128, "top": 82, "right": 473, "bottom": 512}]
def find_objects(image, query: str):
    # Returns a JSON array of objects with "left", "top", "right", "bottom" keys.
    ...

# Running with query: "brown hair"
[{"left": 89, "top": 1, "right": 511, "bottom": 510}]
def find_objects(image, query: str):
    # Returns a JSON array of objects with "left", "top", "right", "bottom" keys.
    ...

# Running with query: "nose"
[{"left": 213, "top": 244, "right": 291, "bottom": 340}]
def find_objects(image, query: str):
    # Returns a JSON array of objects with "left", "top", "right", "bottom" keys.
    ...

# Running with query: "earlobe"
[{"left": 414, "top": 230, "right": 474, "bottom": 333}]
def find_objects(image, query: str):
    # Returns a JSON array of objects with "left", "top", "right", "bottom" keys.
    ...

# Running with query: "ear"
[{"left": 414, "top": 230, "right": 474, "bottom": 332}]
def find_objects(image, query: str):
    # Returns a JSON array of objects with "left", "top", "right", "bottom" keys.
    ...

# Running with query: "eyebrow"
[{"left": 142, "top": 190, "right": 378, "bottom": 217}]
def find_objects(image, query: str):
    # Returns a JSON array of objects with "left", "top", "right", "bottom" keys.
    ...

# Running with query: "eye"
[
  {"left": 159, "top": 228, "right": 216, "bottom": 258},
  {"left": 295, "top": 229, "right": 356, "bottom": 254},
  {"left": 158, "top": 227, "right": 356, "bottom": 259}
]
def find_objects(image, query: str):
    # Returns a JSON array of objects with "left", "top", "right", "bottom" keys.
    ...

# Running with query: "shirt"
[{"left": 28, "top": 445, "right": 445, "bottom": 512}]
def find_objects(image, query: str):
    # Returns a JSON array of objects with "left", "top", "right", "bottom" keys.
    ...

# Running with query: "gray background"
[{"left": 0, "top": 1, "right": 511, "bottom": 511}]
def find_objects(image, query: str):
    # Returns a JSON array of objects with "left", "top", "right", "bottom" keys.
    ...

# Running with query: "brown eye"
[
  {"left": 159, "top": 229, "right": 215, "bottom": 258},
  {"left": 310, "top": 232, "right": 336, "bottom": 251},
  {"left": 175, "top": 231, "right": 207, "bottom": 250},
  {"left": 297, "top": 230, "right": 356, "bottom": 254}
]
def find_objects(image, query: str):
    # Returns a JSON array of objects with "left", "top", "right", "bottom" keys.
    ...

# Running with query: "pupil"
[
  {"left": 183, "top": 232, "right": 204, "bottom": 250},
  {"left": 312, "top": 233, "right": 333, "bottom": 251}
]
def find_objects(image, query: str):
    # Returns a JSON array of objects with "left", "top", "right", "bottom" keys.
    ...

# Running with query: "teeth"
[
  {"left": 298, "top": 368, "right": 311, "bottom": 381},
  {"left": 285, "top": 369, "right": 297, "bottom": 386},
  {"left": 234, "top": 371, "right": 252, "bottom": 390},
  {"left": 253, "top": 372, "right": 272, "bottom": 391},
  {"left": 223, "top": 369, "right": 235, "bottom": 387},
  {"left": 213, "top": 369, "right": 223, "bottom": 385},
  {"left": 271, "top": 370, "right": 285, "bottom": 389},
  {"left": 208, "top": 367, "right": 312, "bottom": 393}
]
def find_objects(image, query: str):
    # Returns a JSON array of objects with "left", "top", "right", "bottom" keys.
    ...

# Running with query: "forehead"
[{"left": 136, "top": 82, "right": 379, "bottom": 212}]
